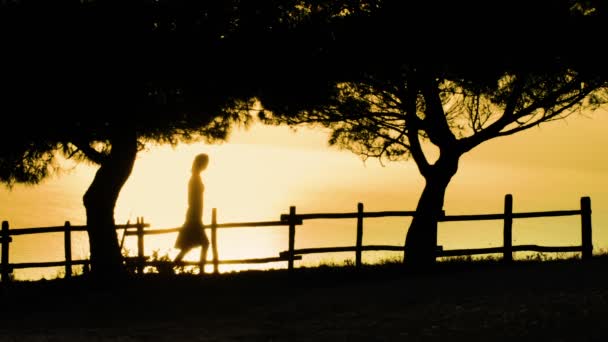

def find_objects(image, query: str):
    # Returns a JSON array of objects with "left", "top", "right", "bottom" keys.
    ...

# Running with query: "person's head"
[{"left": 192, "top": 153, "right": 209, "bottom": 173}]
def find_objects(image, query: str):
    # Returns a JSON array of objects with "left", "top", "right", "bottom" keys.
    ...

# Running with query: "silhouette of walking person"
[{"left": 174, "top": 153, "right": 210, "bottom": 270}]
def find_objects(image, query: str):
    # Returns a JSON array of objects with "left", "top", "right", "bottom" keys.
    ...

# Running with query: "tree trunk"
[
  {"left": 404, "top": 153, "right": 460, "bottom": 267},
  {"left": 83, "top": 128, "right": 137, "bottom": 279}
]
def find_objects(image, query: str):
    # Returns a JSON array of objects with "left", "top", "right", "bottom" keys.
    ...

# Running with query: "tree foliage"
[
  {"left": 259, "top": 0, "right": 608, "bottom": 263},
  {"left": 0, "top": 0, "right": 349, "bottom": 276},
  {"left": 0, "top": 0, "right": 382, "bottom": 183},
  {"left": 262, "top": 0, "right": 608, "bottom": 164},
  {"left": 0, "top": 0, "right": 387, "bottom": 276},
  {"left": 0, "top": 0, "right": 259, "bottom": 184}
]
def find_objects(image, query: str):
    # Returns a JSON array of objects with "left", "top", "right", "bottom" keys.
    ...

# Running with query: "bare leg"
[
  {"left": 199, "top": 243, "right": 209, "bottom": 275},
  {"left": 199, "top": 236, "right": 210, "bottom": 275},
  {"left": 174, "top": 249, "right": 188, "bottom": 265}
]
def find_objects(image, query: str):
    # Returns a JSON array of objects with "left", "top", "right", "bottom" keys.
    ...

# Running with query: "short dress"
[{"left": 174, "top": 175, "right": 209, "bottom": 250}]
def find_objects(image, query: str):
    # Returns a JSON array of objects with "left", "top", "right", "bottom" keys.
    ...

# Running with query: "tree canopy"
[
  {"left": 0, "top": 0, "right": 377, "bottom": 183},
  {"left": 0, "top": 0, "right": 348, "bottom": 277},
  {"left": 1, "top": 0, "right": 606, "bottom": 273},
  {"left": 259, "top": 0, "right": 608, "bottom": 264},
  {"left": 1, "top": 0, "right": 270, "bottom": 184}
]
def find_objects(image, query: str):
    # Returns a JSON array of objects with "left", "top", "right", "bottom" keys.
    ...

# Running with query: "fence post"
[
  {"left": 64, "top": 221, "right": 72, "bottom": 279},
  {"left": 288, "top": 206, "right": 296, "bottom": 272},
  {"left": 137, "top": 217, "right": 144, "bottom": 274},
  {"left": 581, "top": 196, "right": 592, "bottom": 260},
  {"left": 503, "top": 194, "right": 513, "bottom": 263},
  {"left": 1, "top": 221, "right": 11, "bottom": 282},
  {"left": 211, "top": 208, "right": 219, "bottom": 274},
  {"left": 356, "top": 203, "right": 364, "bottom": 269}
]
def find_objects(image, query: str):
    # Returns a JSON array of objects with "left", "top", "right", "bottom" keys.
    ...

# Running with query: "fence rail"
[
  {"left": 0, "top": 194, "right": 593, "bottom": 282},
  {"left": 440, "top": 210, "right": 582, "bottom": 222}
]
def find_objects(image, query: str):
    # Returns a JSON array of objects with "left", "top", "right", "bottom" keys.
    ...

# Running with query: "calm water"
[{"left": 2, "top": 119, "right": 608, "bottom": 281}]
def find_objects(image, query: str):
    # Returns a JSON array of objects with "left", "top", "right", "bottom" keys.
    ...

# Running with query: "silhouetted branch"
[
  {"left": 460, "top": 74, "right": 590, "bottom": 152},
  {"left": 497, "top": 91, "right": 592, "bottom": 138},
  {"left": 419, "top": 76, "right": 457, "bottom": 149},
  {"left": 71, "top": 140, "right": 107, "bottom": 165},
  {"left": 404, "top": 83, "right": 430, "bottom": 175}
]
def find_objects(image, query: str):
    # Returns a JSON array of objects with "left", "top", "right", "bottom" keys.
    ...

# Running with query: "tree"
[
  {"left": 259, "top": 0, "right": 608, "bottom": 265},
  {"left": 0, "top": 0, "right": 311, "bottom": 278}
]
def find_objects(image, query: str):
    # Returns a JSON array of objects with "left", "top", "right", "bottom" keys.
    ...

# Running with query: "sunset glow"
[{"left": 2, "top": 110, "right": 608, "bottom": 280}]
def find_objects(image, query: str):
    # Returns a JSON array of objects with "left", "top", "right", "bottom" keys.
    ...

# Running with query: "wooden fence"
[
  {"left": 278, "top": 194, "right": 593, "bottom": 269},
  {"left": 0, "top": 218, "right": 152, "bottom": 282},
  {"left": 0, "top": 194, "right": 593, "bottom": 282},
  {"left": 0, "top": 212, "right": 301, "bottom": 282}
]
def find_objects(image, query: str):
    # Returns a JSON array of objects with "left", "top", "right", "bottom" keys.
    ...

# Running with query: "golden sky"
[{"left": 1, "top": 107, "right": 607, "bottom": 279}]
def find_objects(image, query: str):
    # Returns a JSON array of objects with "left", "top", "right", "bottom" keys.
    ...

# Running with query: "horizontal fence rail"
[
  {"left": 0, "top": 194, "right": 594, "bottom": 282},
  {"left": 4, "top": 222, "right": 149, "bottom": 236},
  {"left": 440, "top": 210, "right": 582, "bottom": 222},
  {"left": 437, "top": 245, "right": 584, "bottom": 257},
  {"left": 0, "top": 212, "right": 299, "bottom": 282},
  {"left": 0, "top": 220, "right": 151, "bottom": 282},
  {"left": 279, "top": 211, "right": 419, "bottom": 221},
  {"left": 277, "top": 194, "right": 592, "bottom": 271}
]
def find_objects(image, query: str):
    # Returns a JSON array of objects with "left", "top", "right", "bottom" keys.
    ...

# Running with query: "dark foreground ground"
[{"left": 1, "top": 257, "right": 608, "bottom": 341}]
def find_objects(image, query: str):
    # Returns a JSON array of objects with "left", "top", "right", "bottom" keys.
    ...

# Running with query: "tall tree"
[
  {"left": 0, "top": 0, "right": 310, "bottom": 278},
  {"left": 259, "top": 0, "right": 608, "bottom": 265}
]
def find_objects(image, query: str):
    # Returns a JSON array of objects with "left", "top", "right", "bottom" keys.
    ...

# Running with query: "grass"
[{"left": 2, "top": 253, "right": 608, "bottom": 341}]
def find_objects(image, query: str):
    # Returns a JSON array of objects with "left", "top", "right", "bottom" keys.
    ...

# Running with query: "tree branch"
[
  {"left": 71, "top": 140, "right": 107, "bottom": 165},
  {"left": 496, "top": 91, "right": 591, "bottom": 138},
  {"left": 460, "top": 75, "right": 586, "bottom": 153},
  {"left": 419, "top": 75, "right": 457, "bottom": 149},
  {"left": 403, "top": 79, "right": 430, "bottom": 176}
]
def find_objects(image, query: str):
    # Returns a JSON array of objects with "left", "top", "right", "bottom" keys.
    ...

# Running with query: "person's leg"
[
  {"left": 200, "top": 243, "right": 209, "bottom": 263},
  {"left": 199, "top": 235, "right": 210, "bottom": 274},
  {"left": 174, "top": 249, "right": 188, "bottom": 264}
]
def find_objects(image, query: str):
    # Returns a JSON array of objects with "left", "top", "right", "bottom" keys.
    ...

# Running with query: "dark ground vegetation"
[{"left": 1, "top": 256, "right": 608, "bottom": 341}]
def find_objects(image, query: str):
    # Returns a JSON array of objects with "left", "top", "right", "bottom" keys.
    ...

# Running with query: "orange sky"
[{"left": 1, "top": 107, "right": 607, "bottom": 280}]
